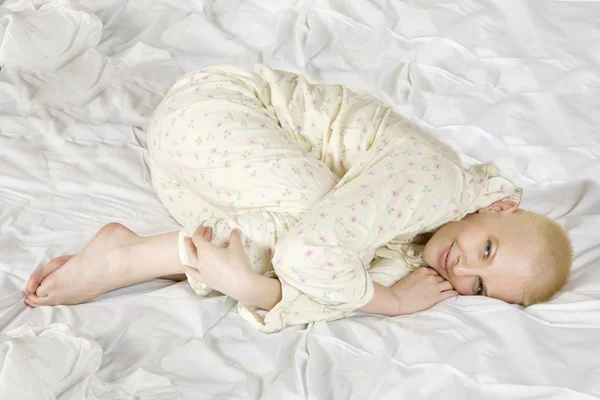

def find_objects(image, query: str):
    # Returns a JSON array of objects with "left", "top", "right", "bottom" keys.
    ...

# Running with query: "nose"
[
  {"left": 453, "top": 264, "right": 470, "bottom": 276},
  {"left": 452, "top": 256, "right": 480, "bottom": 277}
]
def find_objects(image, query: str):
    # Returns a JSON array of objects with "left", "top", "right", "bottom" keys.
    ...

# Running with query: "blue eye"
[
  {"left": 476, "top": 278, "right": 484, "bottom": 296},
  {"left": 484, "top": 241, "right": 492, "bottom": 258}
]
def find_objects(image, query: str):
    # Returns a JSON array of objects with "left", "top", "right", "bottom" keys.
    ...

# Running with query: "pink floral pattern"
[{"left": 147, "top": 64, "right": 522, "bottom": 333}]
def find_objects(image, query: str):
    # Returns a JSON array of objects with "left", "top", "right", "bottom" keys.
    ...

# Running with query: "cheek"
[
  {"left": 435, "top": 220, "right": 464, "bottom": 239},
  {"left": 422, "top": 243, "right": 436, "bottom": 267},
  {"left": 426, "top": 223, "right": 458, "bottom": 254},
  {"left": 449, "top": 277, "right": 472, "bottom": 295}
]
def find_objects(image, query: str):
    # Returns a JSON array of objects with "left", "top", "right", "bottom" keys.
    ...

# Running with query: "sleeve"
[{"left": 243, "top": 133, "right": 474, "bottom": 332}]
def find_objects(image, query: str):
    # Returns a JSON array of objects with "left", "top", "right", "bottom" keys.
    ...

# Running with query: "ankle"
[
  {"left": 106, "top": 242, "right": 137, "bottom": 284},
  {"left": 119, "top": 231, "right": 184, "bottom": 280}
]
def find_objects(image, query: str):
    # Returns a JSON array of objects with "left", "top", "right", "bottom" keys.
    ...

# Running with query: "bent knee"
[{"left": 272, "top": 240, "right": 372, "bottom": 307}]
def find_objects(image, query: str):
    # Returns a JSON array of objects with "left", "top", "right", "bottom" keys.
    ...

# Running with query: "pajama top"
[{"left": 146, "top": 64, "right": 522, "bottom": 332}]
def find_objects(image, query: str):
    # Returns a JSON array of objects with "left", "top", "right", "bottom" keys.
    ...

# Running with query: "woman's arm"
[
  {"left": 358, "top": 283, "right": 402, "bottom": 316},
  {"left": 361, "top": 268, "right": 458, "bottom": 316},
  {"left": 241, "top": 274, "right": 282, "bottom": 311},
  {"left": 183, "top": 226, "right": 457, "bottom": 317},
  {"left": 182, "top": 227, "right": 283, "bottom": 309},
  {"left": 240, "top": 268, "right": 458, "bottom": 317}
]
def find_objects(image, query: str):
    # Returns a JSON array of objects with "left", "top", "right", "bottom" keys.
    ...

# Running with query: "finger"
[
  {"left": 228, "top": 229, "right": 244, "bottom": 253},
  {"left": 414, "top": 267, "right": 428, "bottom": 275},
  {"left": 419, "top": 267, "right": 437, "bottom": 275},
  {"left": 191, "top": 225, "right": 210, "bottom": 248},
  {"left": 193, "top": 225, "right": 206, "bottom": 237},
  {"left": 437, "top": 280, "right": 454, "bottom": 291},
  {"left": 439, "top": 290, "right": 459, "bottom": 301},
  {"left": 203, "top": 226, "right": 213, "bottom": 241},
  {"left": 184, "top": 237, "right": 199, "bottom": 265},
  {"left": 183, "top": 265, "right": 203, "bottom": 282}
]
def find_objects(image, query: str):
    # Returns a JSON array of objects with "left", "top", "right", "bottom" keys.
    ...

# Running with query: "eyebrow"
[{"left": 483, "top": 235, "right": 499, "bottom": 297}]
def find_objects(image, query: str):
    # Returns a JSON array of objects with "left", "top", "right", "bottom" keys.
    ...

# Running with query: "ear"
[{"left": 478, "top": 199, "right": 519, "bottom": 214}]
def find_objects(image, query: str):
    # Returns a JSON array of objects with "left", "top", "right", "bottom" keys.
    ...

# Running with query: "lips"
[{"left": 440, "top": 244, "right": 451, "bottom": 271}]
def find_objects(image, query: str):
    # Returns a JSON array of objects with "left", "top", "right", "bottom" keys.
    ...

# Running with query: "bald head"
[
  {"left": 509, "top": 209, "right": 573, "bottom": 306},
  {"left": 424, "top": 200, "right": 573, "bottom": 306}
]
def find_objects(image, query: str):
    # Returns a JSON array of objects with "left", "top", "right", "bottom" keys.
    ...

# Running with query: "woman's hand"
[
  {"left": 183, "top": 225, "right": 255, "bottom": 300},
  {"left": 391, "top": 267, "right": 458, "bottom": 315}
]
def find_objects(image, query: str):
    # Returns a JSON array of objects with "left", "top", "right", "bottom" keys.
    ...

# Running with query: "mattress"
[{"left": 1, "top": 0, "right": 599, "bottom": 398}]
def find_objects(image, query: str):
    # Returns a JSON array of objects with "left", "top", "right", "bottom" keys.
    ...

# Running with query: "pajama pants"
[{"left": 147, "top": 65, "right": 521, "bottom": 332}]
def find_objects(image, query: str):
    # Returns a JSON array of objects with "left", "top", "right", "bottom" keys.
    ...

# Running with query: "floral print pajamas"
[{"left": 147, "top": 65, "right": 522, "bottom": 332}]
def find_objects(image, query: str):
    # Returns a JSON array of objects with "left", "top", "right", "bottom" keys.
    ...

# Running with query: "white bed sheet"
[{"left": 0, "top": 0, "right": 599, "bottom": 398}]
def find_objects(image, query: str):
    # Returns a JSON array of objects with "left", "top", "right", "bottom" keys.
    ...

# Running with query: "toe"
[
  {"left": 25, "top": 294, "right": 43, "bottom": 308},
  {"left": 36, "top": 277, "right": 54, "bottom": 298},
  {"left": 25, "top": 270, "right": 44, "bottom": 297},
  {"left": 26, "top": 293, "right": 55, "bottom": 307},
  {"left": 26, "top": 255, "right": 74, "bottom": 296}
]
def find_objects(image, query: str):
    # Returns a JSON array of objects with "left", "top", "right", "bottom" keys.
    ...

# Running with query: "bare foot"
[
  {"left": 25, "top": 255, "right": 74, "bottom": 296},
  {"left": 25, "top": 223, "right": 141, "bottom": 307}
]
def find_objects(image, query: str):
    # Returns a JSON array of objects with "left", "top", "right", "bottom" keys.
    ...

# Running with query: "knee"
[{"left": 272, "top": 238, "right": 371, "bottom": 307}]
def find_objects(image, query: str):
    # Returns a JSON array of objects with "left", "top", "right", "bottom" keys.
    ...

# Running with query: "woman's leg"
[
  {"left": 25, "top": 223, "right": 184, "bottom": 307},
  {"left": 146, "top": 65, "right": 339, "bottom": 296},
  {"left": 26, "top": 65, "right": 339, "bottom": 306}
]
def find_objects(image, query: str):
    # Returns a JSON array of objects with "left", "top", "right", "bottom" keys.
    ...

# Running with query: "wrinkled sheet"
[
  {"left": 0, "top": 323, "right": 179, "bottom": 399},
  {"left": 0, "top": 0, "right": 599, "bottom": 399}
]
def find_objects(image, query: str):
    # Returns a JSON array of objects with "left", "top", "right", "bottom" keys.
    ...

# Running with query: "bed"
[{"left": 1, "top": 0, "right": 599, "bottom": 398}]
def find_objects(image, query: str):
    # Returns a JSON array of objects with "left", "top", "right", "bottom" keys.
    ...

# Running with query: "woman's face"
[{"left": 423, "top": 201, "right": 535, "bottom": 304}]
